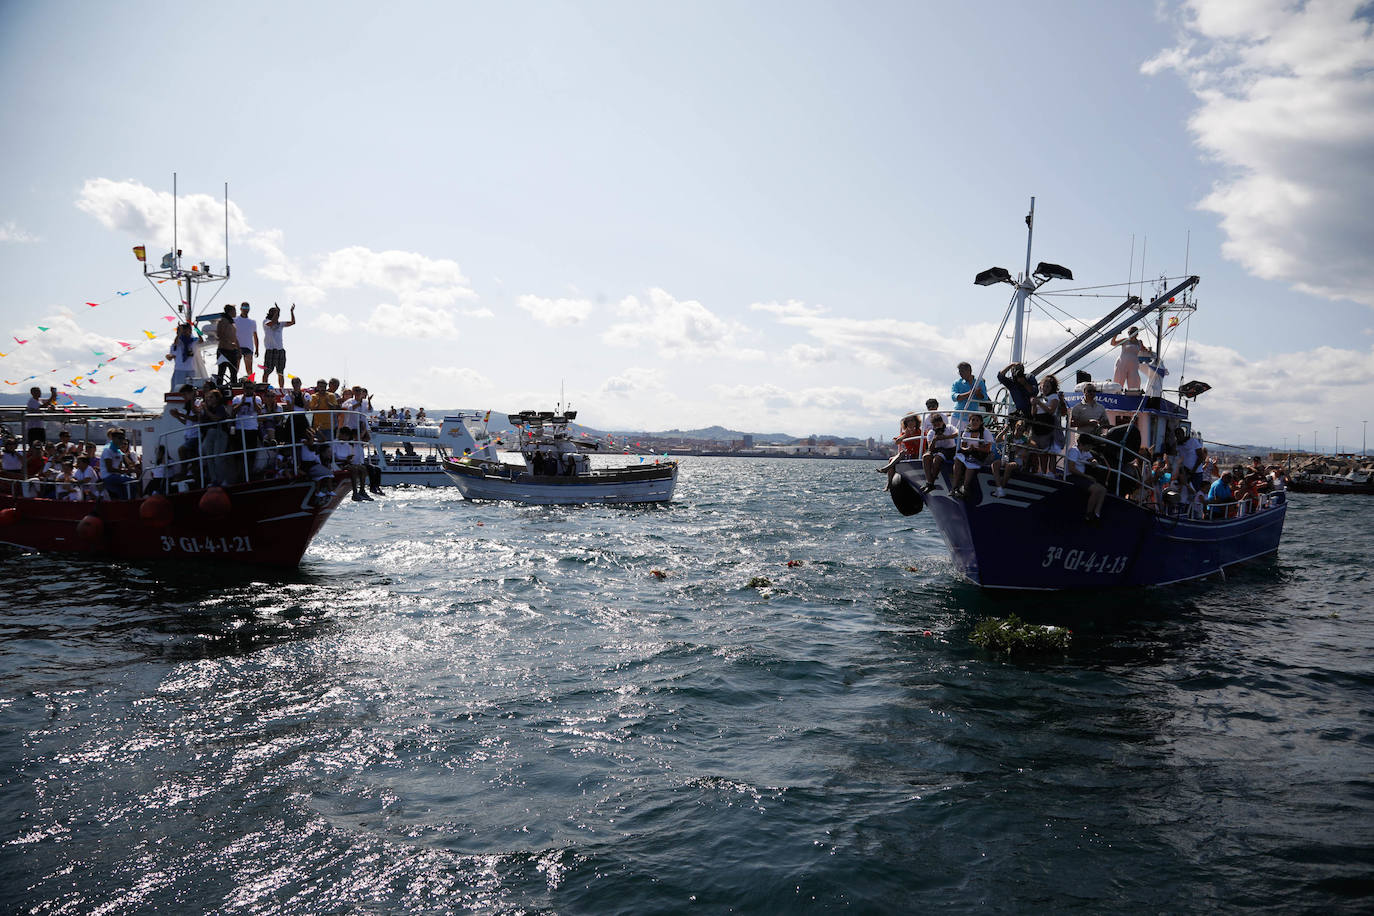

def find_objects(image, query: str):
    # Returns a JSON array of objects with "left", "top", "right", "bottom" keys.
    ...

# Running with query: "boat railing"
[{"left": 152, "top": 408, "right": 363, "bottom": 492}]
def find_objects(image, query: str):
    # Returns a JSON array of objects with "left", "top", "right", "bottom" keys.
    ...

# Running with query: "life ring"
[{"left": 0, "top": 506, "right": 19, "bottom": 526}]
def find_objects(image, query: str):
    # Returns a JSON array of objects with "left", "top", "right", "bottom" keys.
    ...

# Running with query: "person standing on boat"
[
  {"left": 262, "top": 303, "right": 295, "bottom": 389},
  {"left": 229, "top": 386, "right": 263, "bottom": 482},
  {"left": 1070, "top": 383, "right": 1109, "bottom": 448},
  {"left": 1030, "top": 375, "right": 1066, "bottom": 474},
  {"left": 1172, "top": 426, "right": 1206, "bottom": 496},
  {"left": 234, "top": 303, "right": 259, "bottom": 382},
  {"left": 950, "top": 362, "right": 990, "bottom": 430},
  {"left": 309, "top": 379, "right": 339, "bottom": 444},
  {"left": 1109, "top": 327, "right": 1152, "bottom": 391},
  {"left": 214, "top": 305, "right": 240, "bottom": 387},
  {"left": 24, "top": 386, "right": 57, "bottom": 452},
  {"left": 996, "top": 363, "right": 1038, "bottom": 419},
  {"left": 167, "top": 323, "right": 198, "bottom": 389}
]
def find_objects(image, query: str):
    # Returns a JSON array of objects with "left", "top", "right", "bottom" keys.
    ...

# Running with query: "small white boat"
[
  {"left": 440, "top": 409, "right": 678, "bottom": 505},
  {"left": 364, "top": 416, "right": 462, "bottom": 487}
]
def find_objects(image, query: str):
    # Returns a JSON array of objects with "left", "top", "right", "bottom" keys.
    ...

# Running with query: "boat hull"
[
  {"left": 442, "top": 460, "right": 677, "bottom": 504},
  {"left": 892, "top": 460, "right": 1286, "bottom": 589},
  {"left": 0, "top": 475, "right": 351, "bottom": 567}
]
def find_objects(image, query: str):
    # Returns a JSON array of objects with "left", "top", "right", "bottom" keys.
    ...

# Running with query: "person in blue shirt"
[
  {"left": 1206, "top": 471, "right": 1234, "bottom": 519},
  {"left": 950, "top": 362, "right": 990, "bottom": 429}
]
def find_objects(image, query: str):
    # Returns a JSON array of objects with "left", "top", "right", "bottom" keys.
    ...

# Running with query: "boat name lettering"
[
  {"left": 1042, "top": 546, "right": 1128, "bottom": 575},
  {"left": 161, "top": 535, "right": 253, "bottom": 554}
]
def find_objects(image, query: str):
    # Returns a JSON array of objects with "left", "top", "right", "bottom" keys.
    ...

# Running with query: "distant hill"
[
  {"left": 0, "top": 393, "right": 151, "bottom": 410},
  {"left": 426, "top": 410, "right": 860, "bottom": 445}
]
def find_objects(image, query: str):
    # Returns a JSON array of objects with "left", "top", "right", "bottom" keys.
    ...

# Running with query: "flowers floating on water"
[
  {"left": 785, "top": 560, "right": 802, "bottom": 567},
  {"left": 747, "top": 576, "right": 771, "bottom": 589},
  {"left": 650, "top": 569, "right": 667, "bottom": 579},
  {"left": 970, "top": 614, "right": 1071, "bottom": 655}
]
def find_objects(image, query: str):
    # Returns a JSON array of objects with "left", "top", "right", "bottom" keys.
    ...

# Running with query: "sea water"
[{"left": 1, "top": 458, "right": 1370, "bottom": 913}]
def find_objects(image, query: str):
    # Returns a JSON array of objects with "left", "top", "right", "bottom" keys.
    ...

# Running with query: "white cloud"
[
  {"left": 420, "top": 366, "right": 495, "bottom": 391},
  {"left": 751, "top": 299, "right": 975, "bottom": 374},
  {"left": 75, "top": 179, "right": 481, "bottom": 332},
  {"left": 359, "top": 303, "right": 460, "bottom": 339},
  {"left": 0, "top": 221, "right": 39, "bottom": 243},
  {"left": 604, "top": 288, "right": 755, "bottom": 359},
  {"left": 1143, "top": 0, "right": 1374, "bottom": 306},
  {"left": 600, "top": 367, "right": 665, "bottom": 396},
  {"left": 515, "top": 294, "right": 594, "bottom": 327},
  {"left": 310, "top": 311, "right": 354, "bottom": 333}
]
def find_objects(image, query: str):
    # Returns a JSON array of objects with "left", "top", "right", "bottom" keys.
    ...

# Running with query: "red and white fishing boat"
[{"left": 0, "top": 179, "right": 352, "bottom": 567}]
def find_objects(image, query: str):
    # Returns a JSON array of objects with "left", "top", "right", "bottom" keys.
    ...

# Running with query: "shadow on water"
[{"left": 0, "top": 552, "right": 365, "bottom": 685}]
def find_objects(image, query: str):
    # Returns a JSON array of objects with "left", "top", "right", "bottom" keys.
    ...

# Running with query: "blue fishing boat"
[{"left": 886, "top": 200, "right": 1286, "bottom": 589}]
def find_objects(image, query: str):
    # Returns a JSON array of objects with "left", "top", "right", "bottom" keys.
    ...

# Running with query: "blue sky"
[{"left": 2, "top": 1, "right": 1371, "bottom": 450}]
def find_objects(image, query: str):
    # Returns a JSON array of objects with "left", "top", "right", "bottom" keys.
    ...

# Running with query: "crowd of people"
[
  {"left": 3, "top": 374, "right": 391, "bottom": 504},
  {"left": 893, "top": 361, "right": 1288, "bottom": 522}
]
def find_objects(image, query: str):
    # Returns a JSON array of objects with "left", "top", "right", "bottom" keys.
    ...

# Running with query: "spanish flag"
[{"left": 132, "top": 245, "right": 146, "bottom": 262}]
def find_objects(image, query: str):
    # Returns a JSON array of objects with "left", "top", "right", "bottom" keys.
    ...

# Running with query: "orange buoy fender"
[
  {"left": 198, "top": 486, "right": 232, "bottom": 520},
  {"left": 139, "top": 494, "right": 174, "bottom": 527},
  {"left": 76, "top": 514, "right": 104, "bottom": 540},
  {"left": 0, "top": 507, "right": 19, "bottom": 526}
]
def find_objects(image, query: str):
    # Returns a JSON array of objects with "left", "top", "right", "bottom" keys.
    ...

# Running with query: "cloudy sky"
[{"left": 2, "top": 0, "right": 1371, "bottom": 449}]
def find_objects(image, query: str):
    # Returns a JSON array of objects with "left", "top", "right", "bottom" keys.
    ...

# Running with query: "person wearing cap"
[
  {"left": 233, "top": 302, "right": 259, "bottom": 382},
  {"left": 1110, "top": 327, "right": 1152, "bottom": 391}
]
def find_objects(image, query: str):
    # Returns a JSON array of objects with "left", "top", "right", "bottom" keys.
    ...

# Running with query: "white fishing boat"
[{"left": 441, "top": 409, "right": 678, "bottom": 504}]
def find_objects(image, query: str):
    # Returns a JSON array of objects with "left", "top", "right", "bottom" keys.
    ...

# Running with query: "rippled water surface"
[{"left": 2, "top": 458, "right": 1371, "bottom": 913}]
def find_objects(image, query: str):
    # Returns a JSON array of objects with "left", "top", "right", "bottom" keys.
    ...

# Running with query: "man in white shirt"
[
  {"left": 233, "top": 302, "right": 259, "bottom": 382},
  {"left": 920, "top": 412, "right": 960, "bottom": 493},
  {"left": 262, "top": 303, "right": 296, "bottom": 389}
]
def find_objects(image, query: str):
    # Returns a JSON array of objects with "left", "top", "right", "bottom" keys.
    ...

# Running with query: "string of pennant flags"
[{"left": 1, "top": 281, "right": 183, "bottom": 409}]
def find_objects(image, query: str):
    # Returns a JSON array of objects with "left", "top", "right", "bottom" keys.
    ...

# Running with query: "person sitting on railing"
[
  {"left": 55, "top": 458, "right": 82, "bottom": 501},
  {"left": 99, "top": 429, "right": 136, "bottom": 500},
  {"left": 1206, "top": 471, "right": 1235, "bottom": 519},
  {"left": 72, "top": 453, "right": 99, "bottom": 499},
  {"left": 143, "top": 445, "right": 169, "bottom": 496},
  {"left": 989, "top": 419, "right": 1031, "bottom": 499},
  {"left": 332, "top": 427, "right": 371, "bottom": 501},
  {"left": 1171, "top": 427, "right": 1206, "bottom": 497},
  {"left": 950, "top": 412, "right": 993, "bottom": 499},
  {"left": 920, "top": 413, "right": 959, "bottom": 493},
  {"left": 1, "top": 438, "right": 23, "bottom": 482},
  {"left": 1064, "top": 442, "right": 1108, "bottom": 523}
]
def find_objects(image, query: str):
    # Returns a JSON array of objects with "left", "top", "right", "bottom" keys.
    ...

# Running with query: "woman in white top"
[
  {"left": 1109, "top": 327, "right": 1153, "bottom": 391},
  {"left": 950, "top": 412, "right": 993, "bottom": 498}
]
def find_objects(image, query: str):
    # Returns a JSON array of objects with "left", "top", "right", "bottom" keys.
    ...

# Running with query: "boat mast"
[
  {"left": 140, "top": 175, "right": 232, "bottom": 323},
  {"left": 1011, "top": 197, "right": 1035, "bottom": 365}
]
